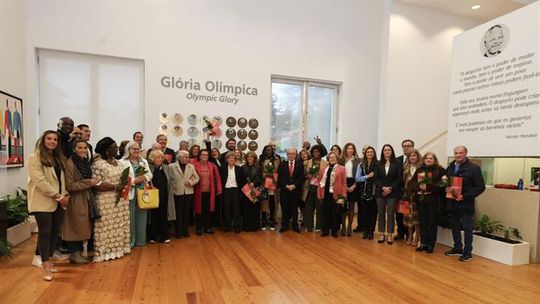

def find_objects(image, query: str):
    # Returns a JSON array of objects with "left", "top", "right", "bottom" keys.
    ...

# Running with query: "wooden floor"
[{"left": 1, "top": 230, "right": 540, "bottom": 304}]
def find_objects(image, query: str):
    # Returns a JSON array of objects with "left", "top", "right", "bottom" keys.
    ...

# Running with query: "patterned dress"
[{"left": 92, "top": 159, "right": 131, "bottom": 262}]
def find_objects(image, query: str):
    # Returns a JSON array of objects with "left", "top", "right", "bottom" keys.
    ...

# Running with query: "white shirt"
[
  {"left": 345, "top": 159, "right": 354, "bottom": 178},
  {"left": 385, "top": 163, "right": 390, "bottom": 175},
  {"left": 225, "top": 165, "right": 238, "bottom": 188}
]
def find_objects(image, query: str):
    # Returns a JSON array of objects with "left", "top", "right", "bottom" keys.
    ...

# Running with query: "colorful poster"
[{"left": 0, "top": 91, "right": 24, "bottom": 168}]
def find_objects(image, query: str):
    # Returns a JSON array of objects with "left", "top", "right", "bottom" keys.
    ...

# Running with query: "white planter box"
[
  {"left": 437, "top": 227, "right": 530, "bottom": 266},
  {"left": 7, "top": 221, "right": 31, "bottom": 247}
]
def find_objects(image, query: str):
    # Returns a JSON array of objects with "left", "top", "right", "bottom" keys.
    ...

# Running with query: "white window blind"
[{"left": 37, "top": 49, "right": 144, "bottom": 146}]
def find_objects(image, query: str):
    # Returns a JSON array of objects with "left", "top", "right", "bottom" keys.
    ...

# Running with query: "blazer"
[
  {"left": 446, "top": 159, "right": 485, "bottom": 214},
  {"left": 344, "top": 157, "right": 362, "bottom": 179},
  {"left": 149, "top": 162, "right": 177, "bottom": 220},
  {"left": 193, "top": 161, "right": 222, "bottom": 214},
  {"left": 119, "top": 158, "right": 153, "bottom": 200},
  {"left": 317, "top": 164, "right": 347, "bottom": 200},
  {"left": 27, "top": 153, "right": 68, "bottom": 213},
  {"left": 374, "top": 160, "right": 403, "bottom": 199},
  {"left": 169, "top": 161, "right": 200, "bottom": 195},
  {"left": 301, "top": 158, "right": 328, "bottom": 201},
  {"left": 277, "top": 159, "right": 304, "bottom": 195},
  {"left": 220, "top": 165, "right": 246, "bottom": 188}
]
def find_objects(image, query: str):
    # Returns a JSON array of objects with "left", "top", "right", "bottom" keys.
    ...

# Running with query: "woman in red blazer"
[
  {"left": 193, "top": 149, "right": 222, "bottom": 235},
  {"left": 317, "top": 152, "right": 347, "bottom": 237}
]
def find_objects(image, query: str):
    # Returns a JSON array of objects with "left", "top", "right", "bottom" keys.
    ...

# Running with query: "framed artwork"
[{"left": 0, "top": 91, "right": 24, "bottom": 168}]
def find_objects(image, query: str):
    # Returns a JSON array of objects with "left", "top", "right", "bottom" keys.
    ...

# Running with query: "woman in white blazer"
[
  {"left": 27, "top": 130, "right": 70, "bottom": 281},
  {"left": 169, "top": 150, "right": 200, "bottom": 238},
  {"left": 120, "top": 141, "right": 153, "bottom": 247}
]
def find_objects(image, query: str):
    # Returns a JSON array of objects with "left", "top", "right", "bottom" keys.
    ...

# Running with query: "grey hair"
[
  {"left": 123, "top": 141, "right": 141, "bottom": 159},
  {"left": 176, "top": 150, "right": 189, "bottom": 159}
]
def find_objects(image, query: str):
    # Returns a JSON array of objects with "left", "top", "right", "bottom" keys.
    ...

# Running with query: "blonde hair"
[
  {"left": 148, "top": 149, "right": 165, "bottom": 163},
  {"left": 403, "top": 149, "right": 422, "bottom": 188},
  {"left": 123, "top": 141, "right": 141, "bottom": 159}
]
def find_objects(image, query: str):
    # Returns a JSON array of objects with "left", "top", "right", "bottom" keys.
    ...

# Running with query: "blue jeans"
[{"left": 450, "top": 211, "right": 474, "bottom": 255}]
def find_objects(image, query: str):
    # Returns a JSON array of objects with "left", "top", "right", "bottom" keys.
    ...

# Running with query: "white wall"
[
  {"left": 378, "top": 1, "right": 480, "bottom": 161},
  {"left": 0, "top": 1, "right": 27, "bottom": 197}
]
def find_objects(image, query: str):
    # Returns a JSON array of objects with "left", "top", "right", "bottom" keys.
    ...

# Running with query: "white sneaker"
[
  {"left": 32, "top": 255, "right": 42, "bottom": 268},
  {"left": 164, "top": 239, "right": 171, "bottom": 244},
  {"left": 261, "top": 226, "right": 267, "bottom": 231},
  {"left": 43, "top": 268, "right": 53, "bottom": 281},
  {"left": 53, "top": 250, "right": 69, "bottom": 260}
]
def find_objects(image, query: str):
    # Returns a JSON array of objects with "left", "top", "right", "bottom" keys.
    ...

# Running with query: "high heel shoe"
[
  {"left": 362, "top": 232, "right": 368, "bottom": 239},
  {"left": 387, "top": 235, "right": 394, "bottom": 245},
  {"left": 378, "top": 234, "right": 385, "bottom": 243}
]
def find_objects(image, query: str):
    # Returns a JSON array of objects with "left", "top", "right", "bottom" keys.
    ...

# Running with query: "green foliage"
[
  {"left": 474, "top": 214, "right": 523, "bottom": 241},
  {"left": 6, "top": 188, "right": 29, "bottom": 227},
  {"left": 0, "top": 238, "right": 13, "bottom": 257},
  {"left": 503, "top": 227, "right": 523, "bottom": 241}
]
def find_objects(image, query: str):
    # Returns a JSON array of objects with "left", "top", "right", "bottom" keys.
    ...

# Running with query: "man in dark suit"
[
  {"left": 219, "top": 138, "right": 237, "bottom": 164},
  {"left": 444, "top": 146, "right": 485, "bottom": 262},
  {"left": 278, "top": 148, "right": 304, "bottom": 233},
  {"left": 57, "top": 117, "right": 74, "bottom": 158},
  {"left": 395, "top": 139, "right": 414, "bottom": 241},
  {"left": 77, "top": 124, "right": 93, "bottom": 160},
  {"left": 156, "top": 134, "right": 176, "bottom": 164}
]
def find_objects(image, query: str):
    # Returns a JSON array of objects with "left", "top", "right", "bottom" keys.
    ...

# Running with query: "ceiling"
[{"left": 399, "top": 0, "right": 537, "bottom": 22}]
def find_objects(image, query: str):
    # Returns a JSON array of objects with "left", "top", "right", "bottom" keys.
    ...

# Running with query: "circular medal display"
[
  {"left": 172, "top": 125, "right": 183, "bottom": 137},
  {"left": 226, "top": 128, "right": 236, "bottom": 139},
  {"left": 248, "top": 130, "right": 258, "bottom": 140},
  {"left": 159, "top": 113, "right": 169, "bottom": 124},
  {"left": 173, "top": 113, "right": 183, "bottom": 125},
  {"left": 188, "top": 114, "right": 198, "bottom": 125},
  {"left": 238, "top": 117, "right": 248, "bottom": 128},
  {"left": 248, "top": 141, "right": 258, "bottom": 151},
  {"left": 248, "top": 118, "right": 259, "bottom": 129},
  {"left": 237, "top": 129, "right": 247, "bottom": 140},
  {"left": 237, "top": 140, "right": 247, "bottom": 151},
  {"left": 226, "top": 116, "right": 236, "bottom": 127},
  {"left": 188, "top": 126, "right": 199, "bottom": 138}
]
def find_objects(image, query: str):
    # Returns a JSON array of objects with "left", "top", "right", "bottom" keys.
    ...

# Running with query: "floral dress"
[{"left": 92, "top": 159, "right": 131, "bottom": 262}]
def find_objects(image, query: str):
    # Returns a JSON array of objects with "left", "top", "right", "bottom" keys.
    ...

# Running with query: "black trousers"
[
  {"left": 34, "top": 206, "right": 64, "bottom": 262},
  {"left": 280, "top": 189, "right": 300, "bottom": 229},
  {"left": 149, "top": 193, "right": 170, "bottom": 242},
  {"left": 359, "top": 197, "right": 377, "bottom": 232},
  {"left": 321, "top": 196, "right": 339, "bottom": 234},
  {"left": 262, "top": 195, "right": 276, "bottom": 226},
  {"left": 417, "top": 202, "right": 438, "bottom": 247},
  {"left": 210, "top": 194, "right": 222, "bottom": 227},
  {"left": 396, "top": 212, "right": 407, "bottom": 236},
  {"left": 196, "top": 192, "right": 211, "bottom": 231},
  {"left": 223, "top": 188, "right": 241, "bottom": 229},
  {"left": 174, "top": 194, "right": 193, "bottom": 237}
]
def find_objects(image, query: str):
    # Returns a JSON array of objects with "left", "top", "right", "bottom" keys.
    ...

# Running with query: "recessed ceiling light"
[{"left": 472, "top": 5, "right": 481, "bottom": 10}]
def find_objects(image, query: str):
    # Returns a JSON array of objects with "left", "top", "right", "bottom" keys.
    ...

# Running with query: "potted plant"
[
  {"left": 0, "top": 194, "right": 10, "bottom": 257},
  {"left": 6, "top": 188, "right": 31, "bottom": 247},
  {"left": 0, "top": 239, "right": 13, "bottom": 257}
]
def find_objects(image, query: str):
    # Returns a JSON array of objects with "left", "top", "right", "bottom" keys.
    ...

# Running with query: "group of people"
[{"left": 27, "top": 116, "right": 485, "bottom": 282}]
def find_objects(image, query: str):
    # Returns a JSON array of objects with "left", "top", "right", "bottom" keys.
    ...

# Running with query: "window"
[
  {"left": 37, "top": 49, "right": 144, "bottom": 145},
  {"left": 271, "top": 76, "right": 339, "bottom": 154}
]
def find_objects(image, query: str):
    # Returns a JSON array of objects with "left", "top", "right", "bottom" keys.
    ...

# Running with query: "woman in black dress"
[{"left": 242, "top": 151, "right": 263, "bottom": 231}]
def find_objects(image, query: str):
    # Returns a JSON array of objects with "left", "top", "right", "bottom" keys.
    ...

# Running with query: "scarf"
[
  {"left": 319, "top": 164, "right": 337, "bottom": 192},
  {"left": 71, "top": 154, "right": 92, "bottom": 179}
]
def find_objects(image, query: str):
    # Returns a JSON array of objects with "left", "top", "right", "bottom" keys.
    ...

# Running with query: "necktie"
[{"left": 289, "top": 161, "right": 294, "bottom": 176}]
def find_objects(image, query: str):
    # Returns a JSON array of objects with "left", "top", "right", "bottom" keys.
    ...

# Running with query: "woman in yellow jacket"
[{"left": 28, "top": 130, "right": 70, "bottom": 281}]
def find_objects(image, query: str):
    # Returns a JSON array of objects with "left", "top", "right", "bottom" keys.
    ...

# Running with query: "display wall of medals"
[{"left": 159, "top": 113, "right": 260, "bottom": 151}]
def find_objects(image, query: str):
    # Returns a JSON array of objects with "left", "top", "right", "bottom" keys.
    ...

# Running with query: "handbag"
[
  {"left": 396, "top": 199, "right": 410, "bottom": 214},
  {"left": 136, "top": 183, "right": 159, "bottom": 209}
]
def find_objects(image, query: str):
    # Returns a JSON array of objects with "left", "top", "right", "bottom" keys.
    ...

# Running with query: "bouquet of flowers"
[
  {"left": 308, "top": 163, "right": 320, "bottom": 185},
  {"left": 263, "top": 161, "right": 277, "bottom": 191},
  {"left": 204, "top": 117, "right": 215, "bottom": 136},
  {"left": 438, "top": 175, "right": 451, "bottom": 188},
  {"left": 417, "top": 171, "right": 433, "bottom": 202},
  {"left": 116, "top": 167, "right": 131, "bottom": 204}
]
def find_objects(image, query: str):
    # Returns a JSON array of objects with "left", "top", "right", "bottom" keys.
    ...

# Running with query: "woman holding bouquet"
[
  {"left": 242, "top": 151, "right": 263, "bottom": 231},
  {"left": 374, "top": 144, "right": 402, "bottom": 244},
  {"left": 402, "top": 149, "right": 422, "bottom": 247},
  {"left": 317, "top": 152, "right": 347, "bottom": 237},
  {"left": 341, "top": 143, "right": 361, "bottom": 236},
  {"left": 355, "top": 146, "right": 378, "bottom": 240},
  {"left": 302, "top": 145, "right": 327, "bottom": 232},
  {"left": 259, "top": 145, "right": 280, "bottom": 230},
  {"left": 411, "top": 152, "right": 447, "bottom": 253},
  {"left": 120, "top": 141, "right": 153, "bottom": 247},
  {"left": 92, "top": 137, "right": 130, "bottom": 262}
]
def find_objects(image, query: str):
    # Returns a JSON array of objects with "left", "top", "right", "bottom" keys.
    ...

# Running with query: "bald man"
[{"left": 277, "top": 148, "right": 305, "bottom": 233}]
